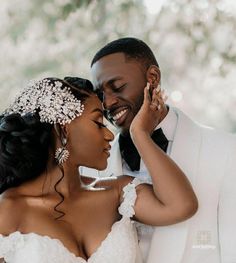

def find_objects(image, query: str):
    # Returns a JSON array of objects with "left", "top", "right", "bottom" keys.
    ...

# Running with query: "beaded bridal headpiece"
[{"left": 4, "top": 78, "right": 85, "bottom": 125}]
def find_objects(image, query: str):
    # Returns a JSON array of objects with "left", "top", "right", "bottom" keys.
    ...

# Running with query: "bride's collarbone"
[
  {"left": 17, "top": 205, "right": 120, "bottom": 259},
  {"left": 13, "top": 189, "right": 121, "bottom": 258}
]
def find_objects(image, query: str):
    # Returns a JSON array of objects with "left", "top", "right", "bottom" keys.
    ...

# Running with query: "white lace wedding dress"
[{"left": 0, "top": 178, "right": 143, "bottom": 263}]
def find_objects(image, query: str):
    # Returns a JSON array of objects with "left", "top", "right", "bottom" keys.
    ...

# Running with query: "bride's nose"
[{"left": 104, "top": 126, "right": 114, "bottom": 142}]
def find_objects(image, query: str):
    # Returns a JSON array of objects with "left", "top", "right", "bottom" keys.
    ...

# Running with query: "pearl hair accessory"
[{"left": 4, "top": 78, "right": 85, "bottom": 125}]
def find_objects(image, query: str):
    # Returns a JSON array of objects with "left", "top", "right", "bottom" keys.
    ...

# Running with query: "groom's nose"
[{"left": 103, "top": 92, "right": 119, "bottom": 110}]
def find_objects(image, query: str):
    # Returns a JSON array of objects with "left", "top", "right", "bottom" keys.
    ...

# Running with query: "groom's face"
[{"left": 91, "top": 52, "right": 146, "bottom": 135}]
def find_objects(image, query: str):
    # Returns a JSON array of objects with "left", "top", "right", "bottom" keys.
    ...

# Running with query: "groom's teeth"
[{"left": 113, "top": 109, "right": 128, "bottom": 121}]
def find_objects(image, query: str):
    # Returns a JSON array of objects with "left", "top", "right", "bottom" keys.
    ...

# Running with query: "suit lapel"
[
  {"left": 170, "top": 108, "right": 202, "bottom": 185},
  {"left": 147, "top": 108, "right": 202, "bottom": 263}
]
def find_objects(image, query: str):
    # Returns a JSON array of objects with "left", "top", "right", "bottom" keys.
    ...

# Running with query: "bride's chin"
[
  {"left": 88, "top": 161, "right": 107, "bottom": 171},
  {"left": 98, "top": 162, "right": 108, "bottom": 171},
  {"left": 96, "top": 163, "right": 108, "bottom": 171}
]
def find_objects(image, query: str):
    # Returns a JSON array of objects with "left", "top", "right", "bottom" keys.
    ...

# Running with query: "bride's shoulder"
[
  {"left": 92, "top": 175, "right": 133, "bottom": 198},
  {"left": 0, "top": 191, "right": 21, "bottom": 235},
  {"left": 114, "top": 175, "right": 135, "bottom": 194},
  {"left": 116, "top": 175, "right": 133, "bottom": 186}
]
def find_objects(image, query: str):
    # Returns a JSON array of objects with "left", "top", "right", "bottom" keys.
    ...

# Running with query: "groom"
[{"left": 83, "top": 37, "right": 236, "bottom": 262}]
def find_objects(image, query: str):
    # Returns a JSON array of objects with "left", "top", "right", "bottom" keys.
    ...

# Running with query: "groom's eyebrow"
[
  {"left": 97, "top": 76, "right": 123, "bottom": 90},
  {"left": 107, "top": 77, "right": 122, "bottom": 86}
]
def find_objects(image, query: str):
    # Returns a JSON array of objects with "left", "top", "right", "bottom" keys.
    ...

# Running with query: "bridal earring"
[{"left": 55, "top": 137, "right": 69, "bottom": 165}]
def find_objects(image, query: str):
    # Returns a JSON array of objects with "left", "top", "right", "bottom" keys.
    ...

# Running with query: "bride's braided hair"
[
  {"left": 0, "top": 113, "right": 52, "bottom": 193},
  {"left": 0, "top": 77, "right": 94, "bottom": 203}
]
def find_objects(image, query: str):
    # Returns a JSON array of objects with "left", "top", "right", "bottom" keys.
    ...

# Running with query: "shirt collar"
[{"left": 155, "top": 106, "right": 177, "bottom": 142}]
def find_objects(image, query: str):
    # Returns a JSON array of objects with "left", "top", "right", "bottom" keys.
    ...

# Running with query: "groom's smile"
[
  {"left": 107, "top": 106, "right": 129, "bottom": 126},
  {"left": 91, "top": 52, "right": 146, "bottom": 135}
]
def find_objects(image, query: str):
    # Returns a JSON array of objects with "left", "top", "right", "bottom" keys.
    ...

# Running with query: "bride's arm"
[
  {"left": 131, "top": 131, "right": 198, "bottom": 225},
  {"left": 128, "top": 85, "right": 198, "bottom": 226}
]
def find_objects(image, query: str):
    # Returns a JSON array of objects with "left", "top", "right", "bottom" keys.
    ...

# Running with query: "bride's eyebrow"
[
  {"left": 91, "top": 108, "right": 103, "bottom": 114},
  {"left": 90, "top": 108, "right": 104, "bottom": 117}
]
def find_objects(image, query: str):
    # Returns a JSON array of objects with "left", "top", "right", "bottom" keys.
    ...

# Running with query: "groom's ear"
[{"left": 146, "top": 65, "right": 161, "bottom": 87}]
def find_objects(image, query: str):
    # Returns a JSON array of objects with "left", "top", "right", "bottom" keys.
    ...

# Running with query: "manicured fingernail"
[{"left": 146, "top": 82, "right": 150, "bottom": 90}]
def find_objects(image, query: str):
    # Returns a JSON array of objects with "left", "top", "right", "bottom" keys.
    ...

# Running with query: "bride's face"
[{"left": 66, "top": 95, "right": 114, "bottom": 170}]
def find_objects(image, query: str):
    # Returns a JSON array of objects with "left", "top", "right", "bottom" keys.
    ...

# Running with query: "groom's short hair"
[{"left": 91, "top": 37, "right": 159, "bottom": 70}]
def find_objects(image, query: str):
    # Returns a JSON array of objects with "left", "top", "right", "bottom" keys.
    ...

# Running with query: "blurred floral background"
[{"left": 0, "top": 0, "right": 235, "bottom": 132}]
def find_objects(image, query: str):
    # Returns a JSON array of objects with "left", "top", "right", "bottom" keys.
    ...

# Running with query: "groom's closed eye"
[{"left": 112, "top": 83, "right": 127, "bottom": 92}]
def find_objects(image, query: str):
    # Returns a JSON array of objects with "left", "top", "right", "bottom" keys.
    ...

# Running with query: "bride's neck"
[
  {"left": 12, "top": 159, "right": 82, "bottom": 199},
  {"left": 42, "top": 159, "right": 82, "bottom": 198}
]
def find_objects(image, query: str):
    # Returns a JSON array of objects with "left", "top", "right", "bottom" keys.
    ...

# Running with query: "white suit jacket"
[{"left": 81, "top": 108, "right": 236, "bottom": 263}]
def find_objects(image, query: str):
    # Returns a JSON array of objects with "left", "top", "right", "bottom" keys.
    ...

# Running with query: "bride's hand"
[{"left": 130, "top": 83, "right": 167, "bottom": 136}]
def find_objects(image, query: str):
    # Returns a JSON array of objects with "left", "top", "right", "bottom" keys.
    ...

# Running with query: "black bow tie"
[{"left": 119, "top": 129, "right": 168, "bottom": 171}]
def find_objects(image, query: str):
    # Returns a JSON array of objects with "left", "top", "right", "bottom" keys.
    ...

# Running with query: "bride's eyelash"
[{"left": 93, "top": 120, "right": 107, "bottom": 128}]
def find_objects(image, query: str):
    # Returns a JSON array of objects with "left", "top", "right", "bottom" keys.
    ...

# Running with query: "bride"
[{"left": 0, "top": 77, "right": 198, "bottom": 262}]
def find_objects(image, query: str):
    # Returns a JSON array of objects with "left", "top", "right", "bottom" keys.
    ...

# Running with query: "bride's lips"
[
  {"left": 103, "top": 145, "right": 111, "bottom": 157},
  {"left": 103, "top": 150, "right": 110, "bottom": 157},
  {"left": 109, "top": 107, "right": 129, "bottom": 126}
]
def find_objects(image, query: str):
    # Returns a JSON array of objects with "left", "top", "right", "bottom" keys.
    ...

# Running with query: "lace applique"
[
  {"left": 88, "top": 218, "right": 138, "bottom": 263},
  {"left": 0, "top": 225, "right": 141, "bottom": 263},
  {"left": 0, "top": 232, "right": 25, "bottom": 257},
  {"left": 0, "top": 178, "right": 145, "bottom": 263},
  {"left": 118, "top": 178, "right": 143, "bottom": 218},
  {"left": 0, "top": 232, "right": 83, "bottom": 263}
]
